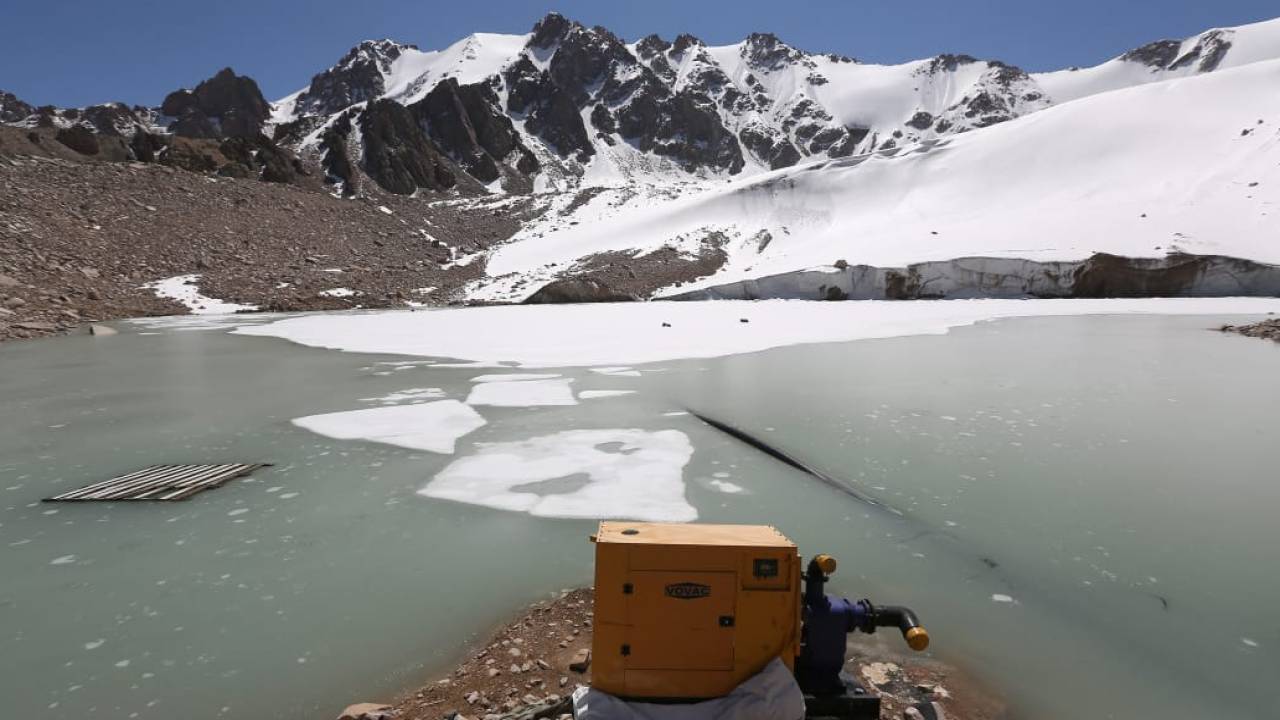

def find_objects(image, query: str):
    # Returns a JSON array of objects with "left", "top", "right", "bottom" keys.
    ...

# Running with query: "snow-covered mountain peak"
[{"left": 291, "top": 39, "right": 416, "bottom": 118}]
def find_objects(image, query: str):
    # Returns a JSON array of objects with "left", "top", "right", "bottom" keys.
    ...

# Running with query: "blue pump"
[{"left": 796, "top": 555, "right": 929, "bottom": 696}]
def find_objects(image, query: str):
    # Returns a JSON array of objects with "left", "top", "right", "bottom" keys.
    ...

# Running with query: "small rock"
[
  {"left": 508, "top": 647, "right": 522, "bottom": 657},
  {"left": 487, "top": 668, "right": 501, "bottom": 677},
  {"left": 509, "top": 663, "right": 521, "bottom": 674},
  {"left": 0, "top": 274, "right": 20, "bottom": 287},
  {"left": 536, "top": 659, "right": 551, "bottom": 670},
  {"left": 79, "top": 267, "right": 100, "bottom": 279},
  {"left": 4, "top": 297, "right": 25, "bottom": 309},
  {"left": 558, "top": 677, "right": 568, "bottom": 688},
  {"left": 337, "top": 702, "right": 394, "bottom": 720},
  {"left": 90, "top": 324, "right": 117, "bottom": 336},
  {"left": 834, "top": 259, "right": 848, "bottom": 270},
  {"left": 466, "top": 691, "right": 480, "bottom": 705},
  {"left": 568, "top": 649, "right": 590, "bottom": 673}
]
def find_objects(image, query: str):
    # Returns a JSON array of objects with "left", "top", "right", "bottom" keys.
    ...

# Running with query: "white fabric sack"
[{"left": 570, "top": 657, "right": 805, "bottom": 720}]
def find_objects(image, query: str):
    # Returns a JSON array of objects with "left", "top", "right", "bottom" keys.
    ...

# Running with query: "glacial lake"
[{"left": 1, "top": 305, "right": 1278, "bottom": 720}]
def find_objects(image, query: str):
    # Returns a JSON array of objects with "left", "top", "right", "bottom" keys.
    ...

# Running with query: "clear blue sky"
[{"left": 4, "top": 0, "right": 1276, "bottom": 108}]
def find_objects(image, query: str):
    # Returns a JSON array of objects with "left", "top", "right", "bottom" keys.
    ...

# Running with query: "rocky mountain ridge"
[{"left": 4, "top": 13, "right": 1267, "bottom": 199}]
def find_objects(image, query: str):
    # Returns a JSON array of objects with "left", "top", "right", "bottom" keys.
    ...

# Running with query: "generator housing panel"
[{"left": 591, "top": 522, "right": 801, "bottom": 700}]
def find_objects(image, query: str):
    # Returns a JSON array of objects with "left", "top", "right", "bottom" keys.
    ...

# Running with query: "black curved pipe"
[{"left": 870, "top": 604, "right": 922, "bottom": 635}]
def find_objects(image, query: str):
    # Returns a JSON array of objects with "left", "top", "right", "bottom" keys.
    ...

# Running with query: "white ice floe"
[
  {"left": 420, "top": 429, "right": 695, "bottom": 521},
  {"left": 292, "top": 400, "right": 486, "bottom": 454},
  {"left": 579, "top": 390, "right": 637, "bottom": 399},
  {"left": 236, "top": 298, "right": 1280, "bottom": 367},
  {"left": 143, "top": 274, "right": 258, "bottom": 315},
  {"left": 991, "top": 594, "right": 1016, "bottom": 603},
  {"left": 50, "top": 554, "right": 77, "bottom": 566},
  {"left": 465, "top": 378, "right": 576, "bottom": 407},
  {"left": 707, "top": 479, "right": 746, "bottom": 494},
  {"left": 359, "top": 388, "right": 447, "bottom": 405},
  {"left": 470, "top": 373, "right": 562, "bottom": 382},
  {"left": 590, "top": 367, "right": 642, "bottom": 377}
]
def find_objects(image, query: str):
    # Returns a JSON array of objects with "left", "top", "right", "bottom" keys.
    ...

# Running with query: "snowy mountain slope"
[
  {"left": 470, "top": 56, "right": 1280, "bottom": 300},
  {"left": 1034, "top": 17, "right": 1280, "bottom": 104},
  {"left": 263, "top": 13, "right": 1280, "bottom": 200}
]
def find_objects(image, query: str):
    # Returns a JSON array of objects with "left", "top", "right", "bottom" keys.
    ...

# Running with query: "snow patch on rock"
[{"left": 144, "top": 274, "right": 258, "bottom": 315}]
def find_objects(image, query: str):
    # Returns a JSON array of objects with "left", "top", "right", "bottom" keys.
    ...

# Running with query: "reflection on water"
[{"left": 1, "top": 312, "right": 1277, "bottom": 720}]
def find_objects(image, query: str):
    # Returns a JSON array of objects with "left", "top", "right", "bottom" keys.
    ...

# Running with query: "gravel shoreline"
[
  {"left": 1220, "top": 317, "right": 1280, "bottom": 342},
  {"left": 343, "top": 588, "right": 1005, "bottom": 720}
]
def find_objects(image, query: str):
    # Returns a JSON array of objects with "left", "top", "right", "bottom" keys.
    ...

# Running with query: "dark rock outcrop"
[
  {"left": 0, "top": 91, "right": 34, "bottom": 123},
  {"left": 130, "top": 131, "right": 168, "bottom": 163},
  {"left": 416, "top": 78, "right": 537, "bottom": 182},
  {"left": 1122, "top": 39, "right": 1183, "bottom": 69},
  {"left": 741, "top": 33, "right": 807, "bottom": 71},
  {"left": 1220, "top": 318, "right": 1280, "bottom": 343},
  {"left": 739, "top": 125, "right": 801, "bottom": 169},
  {"left": 55, "top": 125, "right": 100, "bottom": 155},
  {"left": 162, "top": 68, "right": 270, "bottom": 139},
  {"left": 635, "top": 34, "right": 671, "bottom": 60},
  {"left": 505, "top": 57, "right": 593, "bottom": 161},
  {"left": 319, "top": 112, "right": 357, "bottom": 194},
  {"left": 217, "top": 134, "right": 306, "bottom": 183},
  {"left": 296, "top": 40, "right": 411, "bottom": 117},
  {"left": 530, "top": 12, "right": 574, "bottom": 49},
  {"left": 907, "top": 111, "right": 935, "bottom": 131},
  {"left": 1169, "top": 30, "right": 1233, "bottom": 73},
  {"left": 524, "top": 278, "right": 639, "bottom": 304},
  {"left": 358, "top": 99, "right": 455, "bottom": 194}
]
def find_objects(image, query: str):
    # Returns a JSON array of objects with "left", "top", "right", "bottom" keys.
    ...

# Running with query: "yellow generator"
[
  {"left": 591, "top": 521, "right": 929, "bottom": 716},
  {"left": 591, "top": 521, "right": 802, "bottom": 699}
]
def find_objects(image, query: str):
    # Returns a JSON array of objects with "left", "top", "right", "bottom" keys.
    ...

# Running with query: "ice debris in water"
[
  {"left": 991, "top": 594, "right": 1015, "bottom": 603},
  {"left": 292, "top": 400, "right": 487, "bottom": 454},
  {"left": 465, "top": 378, "right": 576, "bottom": 407},
  {"left": 579, "top": 390, "right": 636, "bottom": 399},
  {"left": 421, "top": 429, "right": 695, "bottom": 521}
]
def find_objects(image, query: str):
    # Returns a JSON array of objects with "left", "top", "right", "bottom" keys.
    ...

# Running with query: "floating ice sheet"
[
  {"left": 236, "top": 298, "right": 1280, "bottom": 367},
  {"left": 590, "top": 367, "right": 642, "bottom": 377},
  {"left": 420, "top": 429, "right": 696, "bottom": 521},
  {"left": 292, "top": 400, "right": 486, "bottom": 454},
  {"left": 359, "top": 388, "right": 447, "bottom": 405},
  {"left": 471, "top": 373, "right": 562, "bottom": 382},
  {"left": 465, "top": 379, "right": 577, "bottom": 407},
  {"left": 579, "top": 390, "right": 636, "bottom": 399}
]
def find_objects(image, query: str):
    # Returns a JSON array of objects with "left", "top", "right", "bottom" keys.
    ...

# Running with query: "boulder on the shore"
[
  {"left": 524, "top": 279, "right": 639, "bottom": 304},
  {"left": 337, "top": 702, "right": 395, "bottom": 720}
]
